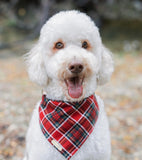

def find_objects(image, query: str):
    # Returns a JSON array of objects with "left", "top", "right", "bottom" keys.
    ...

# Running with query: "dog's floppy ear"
[
  {"left": 97, "top": 45, "right": 114, "bottom": 85},
  {"left": 25, "top": 43, "right": 48, "bottom": 86}
]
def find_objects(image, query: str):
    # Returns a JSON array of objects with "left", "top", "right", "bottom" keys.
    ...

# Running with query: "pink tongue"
[{"left": 67, "top": 78, "right": 83, "bottom": 98}]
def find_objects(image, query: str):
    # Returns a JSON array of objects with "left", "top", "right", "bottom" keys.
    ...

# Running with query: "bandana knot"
[{"left": 39, "top": 94, "right": 99, "bottom": 159}]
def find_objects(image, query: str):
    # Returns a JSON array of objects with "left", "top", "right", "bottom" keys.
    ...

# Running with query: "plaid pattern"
[{"left": 39, "top": 94, "right": 99, "bottom": 160}]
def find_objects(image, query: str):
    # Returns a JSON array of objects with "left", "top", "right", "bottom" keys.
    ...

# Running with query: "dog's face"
[{"left": 26, "top": 11, "right": 113, "bottom": 102}]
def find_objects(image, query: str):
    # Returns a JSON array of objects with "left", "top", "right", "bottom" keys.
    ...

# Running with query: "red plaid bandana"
[{"left": 39, "top": 94, "right": 99, "bottom": 160}]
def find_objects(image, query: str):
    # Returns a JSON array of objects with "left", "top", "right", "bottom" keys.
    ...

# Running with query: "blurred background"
[{"left": 0, "top": 0, "right": 142, "bottom": 160}]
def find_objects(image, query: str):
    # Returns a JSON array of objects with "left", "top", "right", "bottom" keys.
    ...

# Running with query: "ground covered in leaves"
[{"left": 0, "top": 43, "right": 142, "bottom": 160}]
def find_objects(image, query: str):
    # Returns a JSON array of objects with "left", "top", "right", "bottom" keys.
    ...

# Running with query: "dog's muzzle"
[{"left": 65, "top": 61, "right": 84, "bottom": 99}]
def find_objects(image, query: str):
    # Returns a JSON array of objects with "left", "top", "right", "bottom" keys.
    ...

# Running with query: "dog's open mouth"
[{"left": 65, "top": 76, "right": 84, "bottom": 98}]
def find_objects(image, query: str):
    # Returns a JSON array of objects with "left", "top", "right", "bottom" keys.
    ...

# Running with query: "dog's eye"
[
  {"left": 55, "top": 42, "right": 64, "bottom": 49},
  {"left": 82, "top": 41, "right": 89, "bottom": 49}
]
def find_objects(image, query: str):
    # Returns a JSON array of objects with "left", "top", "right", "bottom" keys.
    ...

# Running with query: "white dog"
[{"left": 24, "top": 10, "right": 114, "bottom": 160}]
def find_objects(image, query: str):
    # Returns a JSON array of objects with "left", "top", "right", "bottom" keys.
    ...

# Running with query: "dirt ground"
[{"left": 0, "top": 44, "right": 142, "bottom": 160}]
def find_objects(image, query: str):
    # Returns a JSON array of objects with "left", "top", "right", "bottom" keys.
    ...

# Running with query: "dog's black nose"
[{"left": 69, "top": 62, "right": 84, "bottom": 73}]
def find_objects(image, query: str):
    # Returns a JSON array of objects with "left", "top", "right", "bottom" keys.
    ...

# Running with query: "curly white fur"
[{"left": 24, "top": 10, "right": 114, "bottom": 160}]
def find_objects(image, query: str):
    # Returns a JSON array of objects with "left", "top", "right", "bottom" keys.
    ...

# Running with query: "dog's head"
[{"left": 26, "top": 11, "right": 114, "bottom": 101}]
